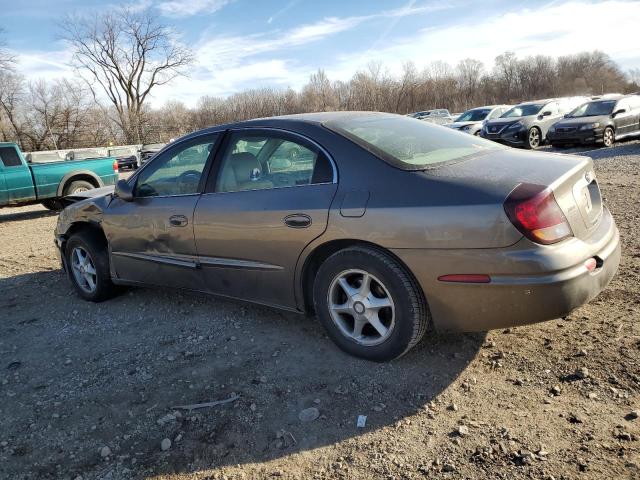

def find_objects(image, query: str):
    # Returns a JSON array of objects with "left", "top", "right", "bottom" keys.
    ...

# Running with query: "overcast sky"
[{"left": 4, "top": 0, "right": 640, "bottom": 106}]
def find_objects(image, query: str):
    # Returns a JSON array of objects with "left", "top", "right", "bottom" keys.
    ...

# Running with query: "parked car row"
[{"left": 436, "top": 94, "right": 640, "bottom": 150}]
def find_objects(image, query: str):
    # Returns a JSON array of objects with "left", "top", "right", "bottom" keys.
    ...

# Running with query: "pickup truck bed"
[{"left": 0, "top": 143, "right": 119, "bottom": 208}]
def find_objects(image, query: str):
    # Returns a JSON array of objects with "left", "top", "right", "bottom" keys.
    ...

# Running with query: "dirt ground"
[{"left": 0, "top": 142, "right": 639, "bottom": 480}]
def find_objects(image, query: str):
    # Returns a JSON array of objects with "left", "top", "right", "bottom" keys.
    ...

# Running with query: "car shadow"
[
  {"left": 0, "top": 270, "right": 485, "bottom": 479},
  {"left": 543, "top": 137, "right": 640, "bottom": 160},
  {"left": 0, "top": 207, "right": 58, "bottom": 223}
]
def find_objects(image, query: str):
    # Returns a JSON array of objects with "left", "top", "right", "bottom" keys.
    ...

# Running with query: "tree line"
[{"left": 0, "top": 9, "right": 638, "bottom": 152}]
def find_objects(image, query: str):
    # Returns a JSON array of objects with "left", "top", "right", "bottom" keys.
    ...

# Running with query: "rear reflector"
[
  {"left": 113, "top": 160, "right": 119, "bottom": 173},
  {"left": 504, "top": 183, "right": 572, "bottom": 245},
  {"left": 438, "top": 274, "right": 491, "bottom": 283}
]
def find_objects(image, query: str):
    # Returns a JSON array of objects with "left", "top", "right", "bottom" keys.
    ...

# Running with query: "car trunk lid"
[{"left": 424, "top": 148, "right": 603, "bottom": 242}]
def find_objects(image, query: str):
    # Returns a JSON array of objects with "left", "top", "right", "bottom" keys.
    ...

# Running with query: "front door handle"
[
  {"left": 169, "top": 215, "right": 188, "bottom": 227},
  {"left": 284, "top": 213, "right": 312, "bottom": 228}
]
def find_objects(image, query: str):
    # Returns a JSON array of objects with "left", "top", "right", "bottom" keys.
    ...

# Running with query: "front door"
[
  {"left": 103, "top": 133, "right": 219, "bottom": 289},
  {"left": 193, "top": 129, "right": 337, "bottom": 309},
  {"left": 0, "top": 146, "right": 35, "bottom": 204}
]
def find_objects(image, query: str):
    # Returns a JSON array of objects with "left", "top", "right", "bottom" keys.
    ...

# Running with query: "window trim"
[
  {"left": 0, "top": 146, "right": 24, "bottom": 168},
  {"left": 203, "top": 127, "right": 338, "bottom": 195},
  {"left": 125, "top": 132, "right": 222, "bottom": 199}
]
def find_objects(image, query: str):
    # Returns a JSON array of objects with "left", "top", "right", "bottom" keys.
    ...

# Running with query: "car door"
[
  {"left": 539, "top": 101, "right": 561, "bottom": 135},
  {"left": 0, "top": 146, "right": 36, "bottom": 204},
  {"left": 613, "top": 99, "right": 635, "bottom": 135},
  {"left": 629, "top": 97, "right": 640, "bottom": 133},
  {"left": 102, "top": 133, "right": 219, "bottom": 290},
  {"left": 193, "top": 128, "right": 338, "bottom": 309}
]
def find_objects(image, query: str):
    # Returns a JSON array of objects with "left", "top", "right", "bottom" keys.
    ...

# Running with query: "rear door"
[
  {"left": 193, "top": 128, "right": 338, "bottom": 309},
  {"left": 103, "top": 133, "right": 219, "bottom": 290},
  {"left": 0, "top": 145, "right": 35, "bottom": 204}
]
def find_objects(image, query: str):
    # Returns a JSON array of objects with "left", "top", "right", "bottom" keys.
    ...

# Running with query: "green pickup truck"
[{"left": 0, "top": 142, "right": 119, "bottom": 210}]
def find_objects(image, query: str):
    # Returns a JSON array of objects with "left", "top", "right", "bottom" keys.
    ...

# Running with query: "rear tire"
[
  {"left": 64, "top": 180, "right": 95, "bottom": 196},
  {"left": 65, "top": 230, "right": 117, "bottom": 302},
  {"left": 313, "top": 246, "right": 429, "bottom": 361}
]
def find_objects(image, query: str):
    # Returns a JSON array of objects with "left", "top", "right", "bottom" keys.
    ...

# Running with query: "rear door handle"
[
  {"left": 284, "top": 214, "right": 312, "bottom": 228},
  {"left": 169, "top": 215, "right": 188, "bottom": 227}
]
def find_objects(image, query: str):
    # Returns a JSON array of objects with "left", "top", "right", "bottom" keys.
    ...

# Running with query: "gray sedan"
[{"left": 55, "top": 112, "right": 620, "bottom": 361}]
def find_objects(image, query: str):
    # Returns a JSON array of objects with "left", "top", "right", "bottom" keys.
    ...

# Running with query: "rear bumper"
[
  {"left": 392, "top": 208, "right": 620, "bottom": 332},
  {"left": 548, "top": 128, "right": 603, "bottom": 145}
]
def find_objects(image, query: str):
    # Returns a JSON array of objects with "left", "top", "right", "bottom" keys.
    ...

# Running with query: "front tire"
[
  {"left": 525, "top": 127, "right": 542, "bottom": 149},
  {"left": 602, "top": 127, "right": 614, "bottom": 147},
  {"left": 65, "top": 231, "right": 117, "bottom": 302},
  {"left": 313, "top": 246, "right": 429, "bottom": 361}
]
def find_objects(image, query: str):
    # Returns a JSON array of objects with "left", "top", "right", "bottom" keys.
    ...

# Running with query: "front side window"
[
  {"left": 325, "top": 113, "right": 503, "bottom": 170},
  {"left": 135, "top": 135, "right": 217, "bottom": 197},
  {"left": 215, "top": 132, "right": 332, "bottom": 193},
  {"left": 0, "top": 147, "right": 23, "bottom": 167}
]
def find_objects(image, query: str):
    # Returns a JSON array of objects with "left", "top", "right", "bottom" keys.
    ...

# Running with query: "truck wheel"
[
  {"left": 41, "top": 199, "right": 63, "bottom": 211},
  {"left": 64, "top": 180, "right": 94, "bottom": 196},
  {"left": 65, "top": 230, "right": 117, "bottom": 302},
  {"left": 313, "top": 246, "right": 430, "bottom": 362}
]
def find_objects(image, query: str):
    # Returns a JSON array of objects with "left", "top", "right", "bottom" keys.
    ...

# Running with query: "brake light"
[
  {"left": 113, "top": 160, "right": 119, "bottom": 173},
  {"left": 504, "top": 183, "right": 572, "bottom": 245}
]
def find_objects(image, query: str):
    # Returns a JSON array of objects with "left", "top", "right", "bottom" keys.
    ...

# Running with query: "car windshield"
[
  {"left": 568, "top": 100, "right": 616, "bottom": 117},
  {"left": 455, "top": 109, "right": 491, "bottom": 122},
  {"left": 501, "top": 104, "right": 544, "bottom": 118},
  {"left": 325, "top": 114, "right": 503, "bottom": 170}
]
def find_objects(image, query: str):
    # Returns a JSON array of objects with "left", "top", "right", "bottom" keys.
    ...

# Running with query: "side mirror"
[
  {"left": 541, "top": 111, "right": 552, "bottom": 117},
  {"left": 563, "top": 113, "right": 569, "bottom": 118},
  {"left": 115, "top": 179, "right": 134, "bottom": 201},
  {"left": 612, "top": 108, "right": 626, "bottom": 117}
]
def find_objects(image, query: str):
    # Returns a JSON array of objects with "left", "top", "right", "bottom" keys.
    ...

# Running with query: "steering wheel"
[{"left": 176, "top": 170, "right": 201, "bottom": 193}]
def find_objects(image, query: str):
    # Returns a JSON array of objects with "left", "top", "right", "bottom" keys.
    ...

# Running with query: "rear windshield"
[{"left": 325, "top": 114, "right": 503, "bottom": 170}]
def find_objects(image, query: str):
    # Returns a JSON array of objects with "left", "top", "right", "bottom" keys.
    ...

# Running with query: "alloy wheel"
[
  {"left": 71, "top": 246, "right": 97, "bottom": 293},
  {"left": 603, "top": 128, "right": 614, "bottom": 147},
  {"left": 528, "top": 128, "right": 540, "bottom": 149},
  {"left": 327, "top": 269, "right": 395, "bottom": 346}
]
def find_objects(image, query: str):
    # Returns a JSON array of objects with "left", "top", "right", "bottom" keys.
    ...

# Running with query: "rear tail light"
[
  {"left": 504, "top": 183, "right": 572, "bottom": 245},
  {"left": 113, "top": 160, "right": 119, "bottom": 173}
]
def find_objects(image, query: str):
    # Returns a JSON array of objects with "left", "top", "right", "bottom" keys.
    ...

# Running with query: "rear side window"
[
  {"left": 214, "top": 131, "right": 333, "bottom": 193},
  {"left": 325, "top": 114, "right": 503, "bottom": 170},
  {"left": 0, "top": 147, "right": 23, "bottom": 167}
]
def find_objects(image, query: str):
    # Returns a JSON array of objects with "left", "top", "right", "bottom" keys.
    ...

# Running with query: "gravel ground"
[{"left": 0, "top": 141, "right": 639, "bottom": 480}]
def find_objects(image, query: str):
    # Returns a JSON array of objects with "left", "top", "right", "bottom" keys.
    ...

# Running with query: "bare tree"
[
  {"left": 0, "top": 28, "right": 16, "bottom": 72},
  {"left": 60, "top": 8, "right": 193, "bottom": 143}
]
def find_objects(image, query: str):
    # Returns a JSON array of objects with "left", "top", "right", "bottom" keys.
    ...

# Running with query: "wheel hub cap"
[
  {"left": 327, "top": 269, "right": 396, "bottom": 346},
  {"left": 70, "top": 246, "right": 97, "bottom": 294}
]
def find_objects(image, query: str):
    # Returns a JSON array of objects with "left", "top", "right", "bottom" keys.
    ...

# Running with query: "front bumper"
[
  {"left": 392, "top": 208, "right": 620, "bottom": 332},
  {"left": 547, "top": 128, "right": 603, "bottom": 145},
  {"left": 482, "top": 127, "right": 528, "bottom": 146}
]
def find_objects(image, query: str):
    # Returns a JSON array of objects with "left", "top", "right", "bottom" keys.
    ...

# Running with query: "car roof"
[
  {"left": 177, "top": 111, "right": 401, "bottom": 142},
  {"left": 516, "top": 99, "right": 556, "bottom": 106}
]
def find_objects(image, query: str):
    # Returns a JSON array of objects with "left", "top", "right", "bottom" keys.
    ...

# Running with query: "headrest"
[{"left": 229, "top": 152, "right": 261, "bottom": 180}]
